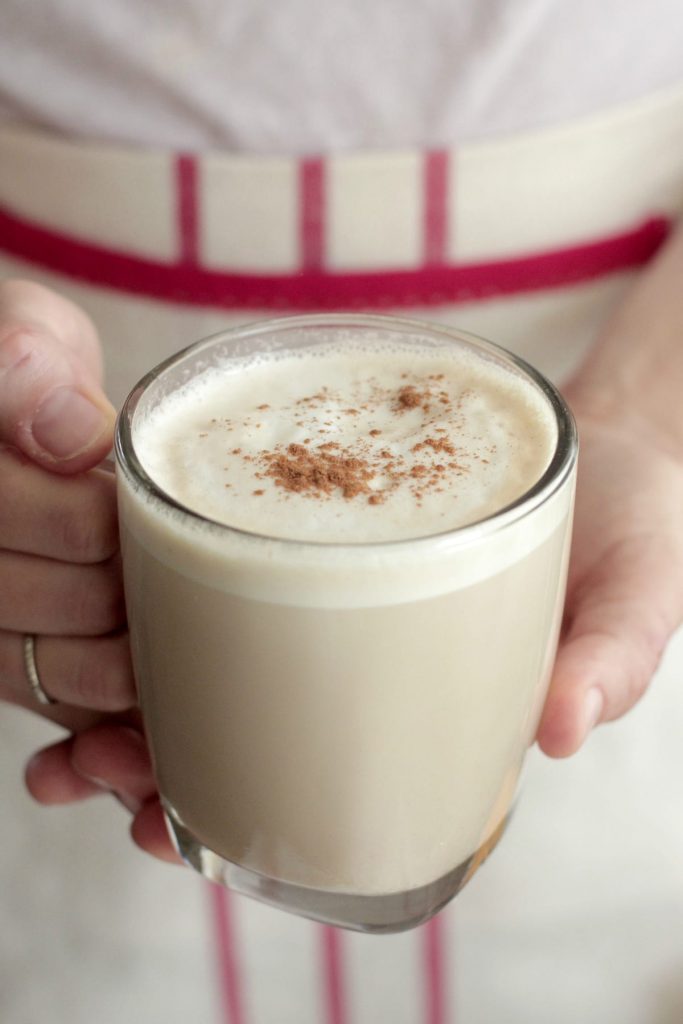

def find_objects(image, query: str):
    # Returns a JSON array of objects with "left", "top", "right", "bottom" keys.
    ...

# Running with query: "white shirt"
[{"left": 0, "top": 0, "right": 682, "bottom": 153}]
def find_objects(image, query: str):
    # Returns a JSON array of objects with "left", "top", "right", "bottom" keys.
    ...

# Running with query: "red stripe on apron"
[
  {"left": 208, "top": 884, "right": 247, "bottom": 1024},
  {"left": 0, "top": 204, "right": 669, "bottom": 309},
  {"left": 320, "top": 925, "right": 347, "bottom": 1024},
  {"left": 423, "top": 915, "right": 448, "bottom": 1024},
  {"left": 423, "top": 151, "right": 449, "bottom": 266},
  {"left": 300, "top": 158, "right": 326, "bottom": 271},
  {"left": 176, "top": 154, "right": 200, "bottom": 265}
]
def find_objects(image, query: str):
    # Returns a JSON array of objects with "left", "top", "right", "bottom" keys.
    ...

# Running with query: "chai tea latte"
[{"left": 116, "top": 315, "right": 577, "bottom": 932}]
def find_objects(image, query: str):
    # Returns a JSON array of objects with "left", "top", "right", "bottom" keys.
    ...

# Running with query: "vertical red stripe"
[
  {"left": 176, "top": 153, "right": 200, "bottom": 265},
  {"left": 300, "top": 157, "right": 326, "bottom": 271},
  {"left": 423, "top": 914, "right": 448, "bottom": 1024},
  {"left": 423, "top": 151, "right": 449, "bottom": 267},
  {"left": 320, "top": 925, "right": 347, "bottom": 1024},
  {"left": 208, "top": 884, "right": 247, "bottom": 1024}
]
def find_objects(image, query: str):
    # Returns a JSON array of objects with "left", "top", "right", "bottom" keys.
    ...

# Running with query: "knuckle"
[
  {"left": 0, "top": 281, "right": 102, "bottom": 378},
  {"left": 57, "top": 511, "right": 99, "bottom": 562},
  {"left": 53, "top": 489, "right": 118, "bottom": 563},
  {"left": 64, "top": 562, "right": 126, "bottom": 635},
  {"left": 0, "top": 326, "right": 60, "bottom": 442},
  {"left": 0, "top": 324, "right": 38, "bottom": 368},
  {"left": 71, "top": 636, "right": 136, "bottom": 710},
  {"left": 0, "top": 324, "right": 54, "bottom": 383}
]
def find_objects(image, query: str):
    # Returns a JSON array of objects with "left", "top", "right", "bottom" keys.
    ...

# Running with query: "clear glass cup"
[{"left": 115, "top": 314, "right": 577, "bottom": 933}]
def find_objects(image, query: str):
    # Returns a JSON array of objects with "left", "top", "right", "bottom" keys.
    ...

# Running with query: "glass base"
[{"left": 164, "top": 802, "right": 509, "bottom": 933}]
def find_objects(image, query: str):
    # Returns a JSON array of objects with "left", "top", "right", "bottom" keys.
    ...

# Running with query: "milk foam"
[{"left": 134, "top": 344, "right": 556, "bottom": 544}]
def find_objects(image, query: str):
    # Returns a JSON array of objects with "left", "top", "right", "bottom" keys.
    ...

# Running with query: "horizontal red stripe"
[{"left": 0, "top": 204, "right": 670, "bottom": 311}]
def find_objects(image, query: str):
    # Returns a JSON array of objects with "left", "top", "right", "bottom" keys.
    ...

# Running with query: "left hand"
[
  {"left": 0, "top": 279, "right": 178, "bottom": 863},
  {"left": 536, "top": 395, "right": 683, "bottom": 756}
]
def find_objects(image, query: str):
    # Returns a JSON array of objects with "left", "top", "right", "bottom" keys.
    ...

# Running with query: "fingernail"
[
  {"left": 584, "top": 687, "right": 604, "bottom": 732},
  {"left": 72, "top": 766, "right": 142, "bottom": 814},
  {"left": 69, "top": 768, "right": 112, "bottom": 791},
  {"left": 115, "top": 792, "right": 144, "bottom": 815},
  {"left": 32, "top": 386, "right": 109, "bottom": 460}
]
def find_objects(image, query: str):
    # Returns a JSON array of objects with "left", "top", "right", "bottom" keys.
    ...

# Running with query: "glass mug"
[{"left": 115, "top": 314, "right": 577, "bottom": 933}]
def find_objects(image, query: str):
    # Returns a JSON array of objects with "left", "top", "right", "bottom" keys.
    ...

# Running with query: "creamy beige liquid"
[{"left": 119, "top": 341, "right": 574, "bottom": 895}]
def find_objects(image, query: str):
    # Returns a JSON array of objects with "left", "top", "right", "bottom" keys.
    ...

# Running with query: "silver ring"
[{"left": 23, "top": 635, "right": 56, "bottom": 706}]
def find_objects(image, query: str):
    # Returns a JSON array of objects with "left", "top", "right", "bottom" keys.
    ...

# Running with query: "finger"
[
  {"left": 70, "top": 724, "right": 157, "bottom": 810},
  {"left": 25, "top": 737, "right": 106, "bottom": 804},
  {"left": 0, "top": 679, "right": 108, "bottom": 731},
  {"left": 25, "top": 726, "right": 182, "bottom": 863},
  {"left": 537, "top": 537, "right": 682, "bottom": 757},
  {"left": 131, "top": 798, "right": 184, "bottom": 864},
  {"left": 0, "top": 280, "right": 103, "bottom": 377},
  {"left": 0, "top": 445, "right": 118, "bottom": 561},
  {"left": 0, "top": 280, "right": 115, "bottom": 473},
  {"left": 0, "top": 551, "right": 125, "bottom": 635},
  {"left": 0, "top": 630, "right": 136, "bottom": 711}
]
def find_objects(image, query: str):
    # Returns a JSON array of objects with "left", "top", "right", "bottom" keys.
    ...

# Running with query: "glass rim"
[{"left": 114, "top": 313, "right": 578, "bottom": 552}]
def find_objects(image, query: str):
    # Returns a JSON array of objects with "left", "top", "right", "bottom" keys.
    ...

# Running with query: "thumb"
[
  {"left": 0, "top": 281, "right": 115, "bottom": 474},
  {"left": 536, "top": 536, "right": 682, "bottom": 757}
]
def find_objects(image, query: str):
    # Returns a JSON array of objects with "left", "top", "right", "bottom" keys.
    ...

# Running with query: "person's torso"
[{"left": 1, "top": 0, "right": 683, "bottom": 153}]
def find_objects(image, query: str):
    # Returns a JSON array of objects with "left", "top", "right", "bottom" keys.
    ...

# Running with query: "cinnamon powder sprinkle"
[
  {"left": 218, "top": 373, "right": 480, "bottom": 508},
  {"left": 396, "top": 385, "right": 424, "bottom": 409},
  {"left": 262, "top": 443, "right": 376, "bottom": 500},
  {"left": 413, "top": 436, "right": 457, "bottom": 456}
]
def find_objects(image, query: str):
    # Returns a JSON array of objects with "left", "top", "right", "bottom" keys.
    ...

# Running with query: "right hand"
[{"left": 0, "top": 279, "right": 179, "bottom": 862}]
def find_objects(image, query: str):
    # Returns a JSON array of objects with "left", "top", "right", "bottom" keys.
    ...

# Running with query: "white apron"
[{"left": 1, "top": 82, "right": 683, "bottom": 1024}]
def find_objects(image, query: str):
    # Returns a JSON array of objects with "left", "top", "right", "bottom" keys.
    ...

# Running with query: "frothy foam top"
[{"left": 134, "top": 345, "right": 556, "bottom": 543}]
